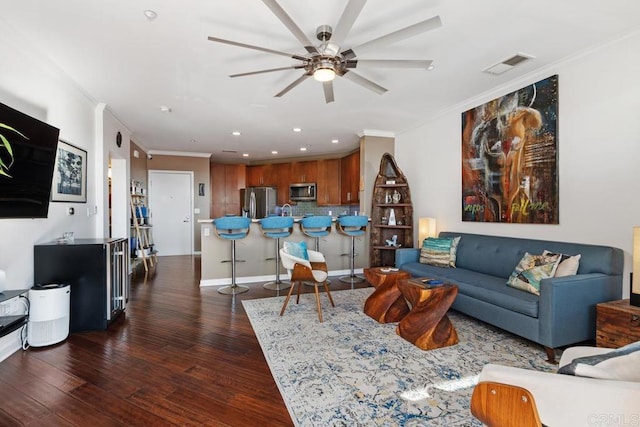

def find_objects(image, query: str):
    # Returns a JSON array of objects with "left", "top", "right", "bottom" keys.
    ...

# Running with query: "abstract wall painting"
[{"left": 461, "top": 75, "right": 558, "bottom": 224}]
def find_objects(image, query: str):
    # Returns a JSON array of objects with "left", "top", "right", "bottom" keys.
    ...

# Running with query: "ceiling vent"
[
  {"left": 222, "top": 150, "right": 238, "bottom": 154},
  {"left": 483, "top": 53, "right": 534, "bottom": 75}
]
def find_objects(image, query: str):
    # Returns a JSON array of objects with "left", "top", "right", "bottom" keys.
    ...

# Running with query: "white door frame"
[{"left": 148, "top": 170, "right": 194, "bottom": 255}]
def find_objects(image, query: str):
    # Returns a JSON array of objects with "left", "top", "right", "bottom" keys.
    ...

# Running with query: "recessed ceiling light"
[
  {"left": 232, "top": 131, "right": 241, "bottom": 136},
  {"left": 331, "top": 139, "right": 339, "bottom": 144},
  {"left": 300, "top": 147, "right": 307, "bottom": 151},
  {"left": 293, "top": 128, "right": 302, "bottom": 132},
  {"left": 271, "top": 150, "right": 278, "bottom": 155},
  {"left": 191, "top": 139, "right": 197, "bottom": 143},
  {"left": 159, "top": 105, "right": 172, "bottom": 113},
  {"left": 143, "top": 10, "right": 158, "bottom": 21},
  {"left": 242, "top": 153, "right": 249, "bottom": 157},
  {"left": 427, "top": 65, "right": 435, "bottom": 71}
]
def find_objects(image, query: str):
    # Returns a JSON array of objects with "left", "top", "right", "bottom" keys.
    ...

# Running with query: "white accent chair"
[
  {"left": 279, "top": 247, "right": 334, "bottom": 322},
  {"left": 472, "top": 345, "right": 640, "bottom": 427}
]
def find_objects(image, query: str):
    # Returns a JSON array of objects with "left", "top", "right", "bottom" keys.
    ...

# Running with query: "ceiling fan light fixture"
[{"left": 313, "top": 67, "right": 336, "bottom": 82}]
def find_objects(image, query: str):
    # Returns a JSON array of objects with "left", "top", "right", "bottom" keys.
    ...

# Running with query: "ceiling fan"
[{"left": 208, "top": 0, "right": 441, "bottom": 103}]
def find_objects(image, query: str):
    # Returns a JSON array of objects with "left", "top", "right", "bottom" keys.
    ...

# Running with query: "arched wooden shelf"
[{"left": 370, "top": 153, "right": 414, "bottom": 267}]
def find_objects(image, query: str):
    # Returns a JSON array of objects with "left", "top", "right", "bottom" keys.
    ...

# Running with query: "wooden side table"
[
  {"left": 397, "top": 278, "right": 459, "bottom": 350},
  {"left": 596, "top": 299, "right": 640, "bottom": 348},
  {"left": 363, "top": 267, "right": 411, "bottom": 323}
]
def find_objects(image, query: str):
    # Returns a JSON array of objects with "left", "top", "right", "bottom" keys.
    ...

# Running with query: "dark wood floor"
[{"left": 0, "top": 256, "right": 370, "bottom": 426}]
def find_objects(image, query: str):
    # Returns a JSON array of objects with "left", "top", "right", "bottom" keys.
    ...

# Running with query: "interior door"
[{"left": 149, "top": 171, "right": 193, "bottom": 256}]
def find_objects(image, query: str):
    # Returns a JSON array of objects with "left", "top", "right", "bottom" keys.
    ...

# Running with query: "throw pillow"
[
  {"left": 419, "top": 237, "right": 461, "bottom": 268},
  {"left": 542, "top": 250, "right": 581, "bottom": 277},
  {"left": 506, "top": 252, "right": 561, "bottom": 295},
  {"left": 283, "top": 241, "right": 308, "bottom": 260},
  {"left": 557, "top": 341, "right": 640, "bottom": 381}
]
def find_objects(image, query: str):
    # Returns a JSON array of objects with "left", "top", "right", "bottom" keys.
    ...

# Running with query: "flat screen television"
[{"left": 0, "top": 102, "right": 60, "bottom": 218}]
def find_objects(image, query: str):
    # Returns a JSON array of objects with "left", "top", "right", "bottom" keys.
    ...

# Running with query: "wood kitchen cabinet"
[
  {"left": 211, "top": 163, "right": 246, "bottom": 217},
  {"left": 317, "top": 158, "right": 341, "bottom": 205},
  {"left": 246, "top": 164, "right": 276, "bottom": 187},
  {"left": 273, "top": 162, "right": 292, "bottom": 205},
  {"left": 341, "top": 150, "right": 360, "bottom": 205},
  {"left": 290, "top": 160, "right": 317, "bottom": 184}
]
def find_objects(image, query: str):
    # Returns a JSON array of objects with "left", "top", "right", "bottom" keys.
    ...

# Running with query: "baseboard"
[{"left": 199, "top": 269, "right": 363, "bottom": 287}]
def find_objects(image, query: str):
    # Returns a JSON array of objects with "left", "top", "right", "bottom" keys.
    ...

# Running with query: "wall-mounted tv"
[{"left": 0, "top": 102, "right": 60, "bottom": 218}]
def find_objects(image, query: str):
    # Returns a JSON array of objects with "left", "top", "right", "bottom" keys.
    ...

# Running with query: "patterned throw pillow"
[
  {"left": 419, "top": 237, "right": 461, "bottom": 268},
  {"left": 506, "top": 252, "right": 561, "bottom": 295},
  {"left": 283, "top": 241, "right": 308, "bottom": 260},
  {"left": 558, "top": 341, "right": 640, "bottom": 381},
  {"left": 542, "top": 250, "right": 581, "bottom": 277}
]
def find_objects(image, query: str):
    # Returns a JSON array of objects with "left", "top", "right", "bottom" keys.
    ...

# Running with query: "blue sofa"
[{"left": 395, "top": 232, "right": 624, "bottom": 362}]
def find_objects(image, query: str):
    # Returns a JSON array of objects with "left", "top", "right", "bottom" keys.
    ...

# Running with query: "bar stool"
[
  {"left": 300, "top": 215, "right": 333, "bottom": 252},
  {"left": 301, "top": 215, "right": 333, "bottom": 285},
  {"left": 212, "top": 215, "right": 251, "bottom": 295},
  {"left": 337, "top": 215, "right": 368, "bottom": 285},
  {"left": 259, "top": 216, "right": 294, "bottom": 291}
]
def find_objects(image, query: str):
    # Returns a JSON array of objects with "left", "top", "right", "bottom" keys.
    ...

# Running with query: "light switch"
[{"left": 194, "top": 208, "right": 200, "bottom": 214}]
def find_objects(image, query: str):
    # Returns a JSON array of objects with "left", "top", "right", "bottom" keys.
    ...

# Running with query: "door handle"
[{"left": 183, "top": 215, "right": 190, "bottom": 222}]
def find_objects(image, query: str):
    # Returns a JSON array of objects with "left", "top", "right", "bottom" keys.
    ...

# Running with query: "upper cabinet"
[
  {"left": 341, "top": 151, "right": 360, "bottom": 205},
  {"left": 246, "top": 164, "right": 275, "bottom": 187},
  {"left": 211, "top": 163, "right": 246, "bottom": 218},
  {"left": 317, "top": 159, "right": 341, "bottom": 206},
  {"left": 290, "top": 160, "right": 317, "bottom": 183},
  {"left": 242, "top": 150, "right": 360, "bottom": 206},
  {"left": 273, "top": 163, "right": 292, "bottom": 205}
]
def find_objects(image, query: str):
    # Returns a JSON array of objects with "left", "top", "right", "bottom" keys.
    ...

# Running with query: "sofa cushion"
[
  {"left": 506, "top": 252, "right": 561, "bottom": 295},
  {"left": 419, "top": 236, "right": 460, "bottom": 267},
  {"left": 557, "top": 341, "right": 640, "bottom": 381},
  {"left": 399, "top": 262, "right": 539, "bottom": 318}
]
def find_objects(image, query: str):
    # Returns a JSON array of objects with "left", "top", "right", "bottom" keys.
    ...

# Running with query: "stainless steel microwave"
[{"left": 289, "top": 183, "right": 316, "bottom": 201}]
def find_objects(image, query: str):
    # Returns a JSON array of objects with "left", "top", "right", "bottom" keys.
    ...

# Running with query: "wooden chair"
[
  {"left": 279, "top": 247, "right": 334, "bottom": 322},
  {"left": 470, "top": 381, "right": 543, "bottom": 427}
]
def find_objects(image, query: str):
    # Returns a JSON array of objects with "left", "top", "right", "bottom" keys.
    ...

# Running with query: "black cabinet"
[{"left": 34, "top": 238, "right": 128, "bottom": 332}]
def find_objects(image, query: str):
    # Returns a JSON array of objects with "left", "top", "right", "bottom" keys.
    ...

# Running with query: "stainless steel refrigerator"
[{"left": 240, "top": 186, "right": 277, "bottom": 219}]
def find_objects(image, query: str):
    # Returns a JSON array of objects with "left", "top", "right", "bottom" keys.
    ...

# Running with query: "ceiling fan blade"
[
  {"left": 208, "top": 36, "right": 307, "bottom": 61},
  {"left": 323, "top": 81, "right": 335, "bottom": 103},
  {"left": 342, "top": 15, "right": 442, "bottom": 59},
  {"left": 230, "top": 65, "right": 305, "bottom": 78},
  {"left": 324, "top": 0, "right": 367, "bottom": 55},
  {"left": 341, "top": 71, "right": 387, "bottom": 95},
  {"left": 275, "top": 74, "right": 311, "bottom": 97},
  {"left": 262, "top": 0, "right": 319, "bottom": 54},
  {"left": 350, "top": 59, "right": 433, "bottom": 69}
]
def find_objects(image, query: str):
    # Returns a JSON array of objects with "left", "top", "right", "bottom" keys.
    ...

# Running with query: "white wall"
[
  {"left": 396, "top": 31, "right": 640, "bottom": 298},
  {"left": 0, "top": 20, "right": 128, "bottom": 360}
]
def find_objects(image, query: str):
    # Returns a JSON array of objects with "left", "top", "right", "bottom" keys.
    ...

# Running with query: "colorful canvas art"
[{"left": 461, "top": 75, "right": 558, "bottom": 223}]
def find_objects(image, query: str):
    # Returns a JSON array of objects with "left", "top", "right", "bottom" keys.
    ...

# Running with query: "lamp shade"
[
  {"left": 632, "top": 227, "right": 640, "bottom": 306},
  {"left": 418, "top": 217, "right": 437, "bottom": 247}
]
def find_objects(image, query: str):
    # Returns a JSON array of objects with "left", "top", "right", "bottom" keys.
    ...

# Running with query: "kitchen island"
[{"left": 199, "top": 218, "right": 370, "bottom": 287}]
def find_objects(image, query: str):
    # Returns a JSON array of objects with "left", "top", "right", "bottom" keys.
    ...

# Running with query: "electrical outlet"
[{"left": 203, "top": 228, "right": 210, "bottom": 237}]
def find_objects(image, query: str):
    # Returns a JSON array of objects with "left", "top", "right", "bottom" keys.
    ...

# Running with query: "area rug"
[{"left": 242, "top": 288, "right": 556, "bottom": 426}]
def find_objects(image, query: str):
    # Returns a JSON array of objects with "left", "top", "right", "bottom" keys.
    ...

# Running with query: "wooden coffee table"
[
  {"left": 396, "top": 278, "right": 459, "bottom": 350},
  {"left": 363, "top": 267, "right": 411, "bottom": 323}
]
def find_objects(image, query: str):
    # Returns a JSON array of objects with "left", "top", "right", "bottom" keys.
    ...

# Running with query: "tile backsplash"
[{"left": 288, "top": 201, "right": 360, "bottom": 217}]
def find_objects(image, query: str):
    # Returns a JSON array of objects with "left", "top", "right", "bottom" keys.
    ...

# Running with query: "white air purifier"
[{"left": 28, "top": 283, "right": 70, "bottom": 347}]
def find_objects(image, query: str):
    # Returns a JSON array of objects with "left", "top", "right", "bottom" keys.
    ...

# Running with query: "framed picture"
[
  {"left": 461, "top": 75, "right": 558, "bottom": 224},
  {"left": 51, "top": 140, "right": 87, "bottom": 203}
]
